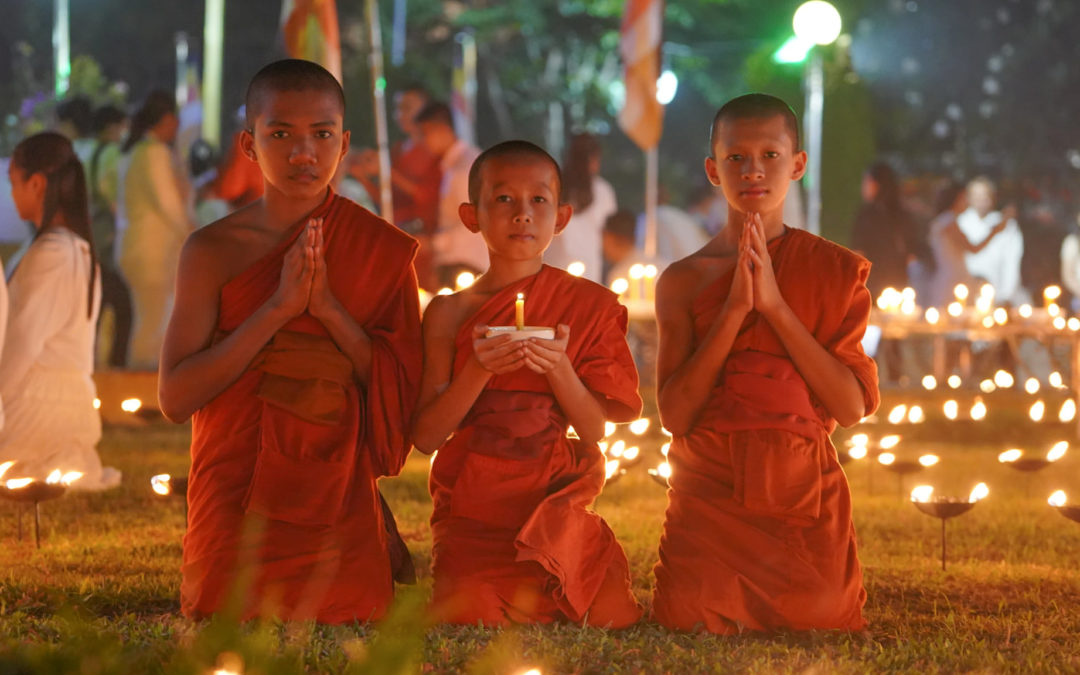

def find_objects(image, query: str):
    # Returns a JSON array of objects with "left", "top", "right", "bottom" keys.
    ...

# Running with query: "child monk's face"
[
  {"left": 243, "top": 88, "right": 350, "bottom": 200},
  {"left": 460, "top": 156, "right": 572, "bottom": 261},
  {"left": 704, "top": 114, "right": 806, "bottom": 218}
]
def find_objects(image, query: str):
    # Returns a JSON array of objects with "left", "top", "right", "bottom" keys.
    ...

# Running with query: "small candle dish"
[{"left": 485, "top": 326, "right": 555, "bottom": 341}]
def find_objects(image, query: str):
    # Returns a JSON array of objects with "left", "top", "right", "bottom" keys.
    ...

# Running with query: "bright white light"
[
  {"left": 1050, "top": 372, "right": 1065, "bottom": 389},
  {"left": 887, "top": 404, "right": 907, "bottom": 425},
  {"left": 120, "top": 398, "right": 142, "bottom": 413},
  {"left": 661, "top": 442, "right": 670, "bottom": 457},
  {"left": 604, "top": 421, "right": 616, "bottom": 438},
  {"left": 877, "top": 452, "right": 896, "bottom": 466},
  {"left": 1025, "top": 378, "right": 1040, "bottom": 394},
  {"left": 643, "top": 264, "right": 658, "bottom": 279},
  {"left": 629, "top": 418, "right": 650, "bottom": 435},
  {"left": 922, "top": 375, "right": 937, "bottom": 390},
  {"left": 1049, "top": 490, "right": 1067, "bottom": 507},
  {"left": 1068, "top": 318, "right": 1080, "bottom": 332},
  {"left": 1053, "top": 316, "right": 1067, "bottom": 330},
  {"left": 793, "top": 1, "right": 843, "bottom": 45},
  {"left": 1047, "top": 441, "right": 1068, "bottom": 462},
  {"left": 979, "top": 283, "right": 995, "bottom": 301},
  {"left": 943, "top": 399, "right": 959, "bottom": 420},
  {"left": 605, "top": 460, "right": 621, "bottom": 480},
  {"left": 911, "top": 485, "right": 934, "bottom": 503},
  {"left": 566, "top": 261, "right": 586, "bottom": 277},
  {"left": 1019, "top": 304, "right": 1033, "bottom": 318},
  {"left": 850, "top": 433, "right": 869, "bottom": 446},
  {"left": 908, "top": 405, "right": 924, "bottom": 424},
  {"left": 880, "top": 434, "right": 901, "bottom": 450},
  {"left": 981, "top": 315, "right": 995, "bottom": 329},
  {"left": 969, "top": 482, "right": 989, "bottom": 503},
  {"left": 93, "top": 398, "right": 101, "bottom": 410},
  {"left": 455, "top": 271, "right": 476, "bottom": 290},
  {"left": 947, "top": 375, "right": 962, "bottom": 389},
  {"left": 924, "top": 307, "right": 940, "bottom": 324},
  {"left": 1060, "top": 399, "right": 1076, "bottom": 422},
  {"left": 979, "top": 379, "right": 996, "bottom": 394},
  {"left": 0, "top": 461, "right": 13, "bottom": 480},
  {"left": 566, "top": 426, "right": 578, "bottom": 439},
  {"left": 437, "top": 287, "right": 453, "bottom": 296},
  {"left": 993, "top": 307, "right": 1008, "bottom": 325},
  {"left": 5, "top": 478, "right": 33, "bottom": 489},
  {"left": 657, "top": 461, "right": 672, "bottom": 478},
  {"left": 947, "top": 302, "right": 963, "bottom": 317},
  {"left": 953, "top": 284, "right": 969, "bottom": 301},
  {"left": 848, "top": 445, "right": 867, "bottom": 460},
  {"left": 1044, "top": 285, "right": 1062, "bottom": 301},
  {"left": 998, "top": 449, "right": 1022, "bottom": 463},
  {"left": 45, "top": 469, "right": 62, "bottom": 484},
  {"left": 970, "top": 400, "right": 987, "bottom": 420},
  {"left": 611, "top": 278, "right": 629, "bottom": 295},
  {"left": 610, "top": 440, "right": 626, "bottom": 458},
  {"left": 656, "top": 70, "right": 678, "bottom": 105},
  {"left": 919, "top": 454, "right": 939, "bottom": 467},
  {"left": 661, "top": 426, "right": 672, "bottom": 437},
  {"left": 629, "top": 263, "right": 645, "bottom": 280},
  {"left": 976, "top": 297, "right": 993, "bottom": 314},
  {"left": 1029, "top": 400, "right": 1045, "bottom": 422},
  {"left": 60, "top": 471, "right": 82, "bottom": 486},
  {"left": 1049, "top": 303, "right": 1062, "bottom": 317},
  {"left": 623, "top": 445, "right": 640, "bottom": 461}
]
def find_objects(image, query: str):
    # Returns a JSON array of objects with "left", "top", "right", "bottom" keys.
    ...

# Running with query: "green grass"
[{"left": 2, "top": 419, "right": 1080, "bottom": 674}]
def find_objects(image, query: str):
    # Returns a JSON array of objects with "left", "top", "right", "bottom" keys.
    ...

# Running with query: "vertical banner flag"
[
  {"left": 619, "top": 0, "right": 664, "bottom": 150},
  {"left": 280, "top": 0, "right": 343, "bottom": 83}
]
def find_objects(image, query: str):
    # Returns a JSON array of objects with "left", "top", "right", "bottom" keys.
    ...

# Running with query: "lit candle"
[
  {"left": 644, "top": 264, "right": 658, "bottom": 302},
  {"left": 515, "top": 293, "right": 525, "bottom": 330},
  {"left": 629, "top": 264, "right": 645, "bottom": 301}
]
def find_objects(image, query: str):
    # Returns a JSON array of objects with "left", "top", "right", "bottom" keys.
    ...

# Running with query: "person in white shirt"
[
  {"left": 1060, "top": 214, "right": 1080, "bottom": 311},
  {"left": 955, "top": 177, "right": 1026, "bottom": 305},
  {"left": 545, "top": 133, "right": 616, "bottom": 283},
  {"left": 416, "top": 102, "right": 486, "bottom": 287},
  {"left": 119, "top": 91, "right": 196, "bottom": 369},
  {"left": 1, "top": 132, "right": 119, "bottom": 490}
]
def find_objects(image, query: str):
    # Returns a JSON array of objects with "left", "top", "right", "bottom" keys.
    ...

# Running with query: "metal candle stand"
[
  {"left": 1001, "top": 458, "right": 1050, "bottom": 498},
  {"left": 912, "top": 498, "right": 978, "bottom": 570},
  {"left": 1052, "top": 504, "right": 1080, "bottom": 524},
  {"left": 1, "top": 482, "right": 69, "bottom": 549},
  {"left": 150, "top": 474, "right": 190, "bottom": 523},
  {"left": 882, "top": 460, "right": 926, "bottom": 499}
]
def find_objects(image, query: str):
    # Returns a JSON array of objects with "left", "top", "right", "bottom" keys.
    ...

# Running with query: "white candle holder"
[{"left": 485, "top": 326, "right": 555, "bottom": 341}]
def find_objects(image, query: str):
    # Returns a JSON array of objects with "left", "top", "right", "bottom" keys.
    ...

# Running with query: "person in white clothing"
[
  {"left": 416, "top": 102, "right": 486, "bottom": 287},
  {"left": 928, "top": 182, "right": 1009, "bottom": 307},
  {"left": 1, "top": 132, "right": 119, "bottom": 490},
  {"left": 545, "top": 133, "right": 616, "bottom": 282},
  {"left": 1060, "top": 214, "right": 1080, "bottom": 311},
  {"left": 955, "top": 177, "right": 1026, "bottom": 305},
  {"left": 120, "top": 91, "right": 196, "bottom": 369}
]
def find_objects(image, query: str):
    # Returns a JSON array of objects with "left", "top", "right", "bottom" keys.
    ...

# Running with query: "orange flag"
[
  {"left": 618, "top": 0, "right": 664, "bottom": 150},
  {"left": 280, "top": 0, "right": 343, "bottom": 83}
]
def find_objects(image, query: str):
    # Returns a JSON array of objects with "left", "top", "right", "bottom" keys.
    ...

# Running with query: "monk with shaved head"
[{"left": 159, "top": 59, "right": 422, "bottom": 623}]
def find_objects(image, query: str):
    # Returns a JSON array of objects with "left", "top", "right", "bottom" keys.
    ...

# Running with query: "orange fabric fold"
[
  {"left": 429, "top": 265, "right": 643, "bottom": 626},
  {"left": 181, "top": 191, "right": 422, "bottom": 624},
  {"left": 652, "top": 228, "right": 878, "bottom": 634}
]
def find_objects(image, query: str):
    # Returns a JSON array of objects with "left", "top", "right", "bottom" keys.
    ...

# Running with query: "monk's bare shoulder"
[{"left": 422, "top": 290, "right": 481, "bottom": 340}]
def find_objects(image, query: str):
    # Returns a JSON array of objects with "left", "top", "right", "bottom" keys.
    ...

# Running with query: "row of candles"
[
  {"left": 874, "top": 397, "right": 1076, "bottom": 424},
  {"left": 876, "top": 282, "right": 1080, "bottom": 330}
]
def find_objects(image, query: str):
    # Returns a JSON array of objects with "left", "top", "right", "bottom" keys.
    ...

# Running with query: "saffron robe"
[
  {"left": 429, "top": 265, "right": 642, "bottom": 626},
  {"left": 652, "top": 228, "right": 879, "bottom": 634},
  {"left": 181, "top": 191, "right": 422, "bottom": 623}
]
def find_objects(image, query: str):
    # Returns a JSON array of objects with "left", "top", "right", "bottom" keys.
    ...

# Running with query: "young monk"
[
  {"left": 412, "top": 140, "right": 642, "bottom": 627},
  {"left": 651, "top": 93, "right": 879, "bottom": 633},
  {"left": 158, "top": 59, "right": 421, "bottom": 623}
]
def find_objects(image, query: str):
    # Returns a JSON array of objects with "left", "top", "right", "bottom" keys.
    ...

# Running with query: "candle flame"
[
  {"left": 0, "top": 461, "right": 13, "bottom": 480},
  {"left": 979, "top": 379, "right": 996, "bottom": 394},
  {"left": 5, "top": 477, "right": 33, "bottom": 489},
  {"left": 1047, "top": 441, "right": 1068, "bottom": 462},
  {"left": 660, "top": 426, "right": 672, "bottom": 437},
  {"left": 643, "top": 264, "right": 658, "bottom": 279},
  {"left": 120, "top": 398, "right": 143, "bottom": 413},
  {"left": 1049, "top": 303, "right": 1062, "bottom": 317},
  {"left": 518, "top": 669, "right": 543, "bottom": 675},
  {"left": 454, "top": 271, "right": 476, "bottom": 290},
  {"left": 981, "top": 315, "right": 995, "bottom": 329},
  {"left": 993, "top": 370, "right": 1014, "bottom": 389},
  {"left": 1029, "top": 400, "right": 1045, "bottom": 422},
  {"left": 970, "top": 400, "right": 987, "bottom": 420},
  {"left": 1069, "top": 318, "right": 1080, "bottom": 332},
  {"left": 566, "top": 261, "right": 586, "bottom": 277},
  {"left": 1044, "top": 285, "right": 1062, "bottom": 301},
  {"left": 658, "top": 461, "right": 672, "bottom": 478},
  {"left": 604, "top": 421, "right": 616, "bottom": 438},
  {"left": 1018, "top": 303, "right": 1033, "bottom": 318},
  {"left": 993, "top": 307, "right": 1008, "bottom": 325},
  {"left": 901, "top": 299, "right": 917, "bottom": 315},
  {"left": 623, "top": 445, "right": 640, "bottom": 461},
  {"left": 919, "top": 454, "right": 939, "bottom": 467},
  {"left": 60, "top": 471, "right": 82, "bottom": 485},
  {"left": 925, "top": 307, "right": 940, "bottom": 324},
  {"left": 911, "top": 485, "right": 935, "bottom": 503},
  {"left": 908, "top": 405, "right": 925, "bottom": 424},
  {"left": 437, "top": 287, "right": 454, "bottom": 296},
  {"left": 1060, "top": 399, "right": 1076, "bottom": 422},
  {"left": 877, "top": 452, "right": 896, "bottom": 466},
  {"left": 1049, "top": 372, "right": 1065, "bottom": 389},
  {"left": 880, "top": 434, "right": 901, "bottom": 449},
  {"left": 947, "top": 375, "right": 962, "bottom": 389},
  {"left": 629, "top": 263, "right": 645, "bottom": 280},
  {"left": 566, "top": 425, "right": 578, "bottom": 439},
  {"left": 151, "top": 474, "right": 172, "bottom": 495},
  {"left": 998, "top": 449, "right": 1022, "bottom": 463},
  {"left": 1024, "top": 378, "right": 1040, "bottom": 394},
  {"left": 848, "top": 445, "right": 868, "bottom": 460},
  {"left": 661, "top": 442, "right": 670, "bottom": 457},
  {"left": 979, "top": 283, "right": 995, "bottom": 301},
  {"left": 46, "top": 469, "right": 62, "bottom": 484},
  {"left": 887, "top": 404, "right": 908, "bottom": 425},
  {"left": 1049, "top": 490, "right": 1068, "bottom": 507},
  {"left": 1053, "top": 316, "right": 1067, "bottom": 330},
  {"left": 517, "top": 292, "right": 524, "bottom": 300},
  {"left": 605, "top": 460, "right": 621, "bottom": 480},
  {"left": 947, "top": 302, "right": 963, "bottom": 317},
  {"left": 93, "top": 398, "right": 101, "bottom": 410},
  {"left": 922, "top": 375, "right": 937, "bottom": 390},
  {"left": 629, "top": 418, "right": 650, "bottom": 435},
  {"left": 975, "top": 297, "right": 993, "bottom": 314},
  {"left": 610, "top": 440, "right": 626, "bottom": 458},
  {"left": 953, "top": 283, "right": 969, "bottom": 301},
  {"left": 598, "top": 441, "right": 608, "bottom": 455},
  {"left": 943, "top": 399, "right": 959, "bottom": 420},
  {"left": 850, "top": 433, "right": 869, "bottom": 446},
  {"left": 969, "top": 482, "right": 989, "bottom": 503},
  {"left": 611, "top": 278, "right": 629, "bottom": 295}
]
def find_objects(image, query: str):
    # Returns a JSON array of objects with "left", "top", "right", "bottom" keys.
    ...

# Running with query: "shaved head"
[
  {"left": 468, "top": 140, "right": 562, "bottom": 203},
  {"left": 710, "top": 93, "right": 800, "bottom": 155},
  {"left": 245, "top": 59, "right": 345, "bottom": 128}
]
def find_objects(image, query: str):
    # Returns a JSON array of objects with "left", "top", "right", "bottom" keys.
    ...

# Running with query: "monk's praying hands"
[
  {"left": 271, "top": 219, "right": 316, "bottom": 319},
  {"left": 744, "top": 212, "right": 785, "bottom": 318},
  {"left": 307, "top": 217, "right": 339, "bottom": 319}
]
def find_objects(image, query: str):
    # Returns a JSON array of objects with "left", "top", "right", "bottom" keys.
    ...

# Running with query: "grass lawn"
[{"left": 2, "top": 417, "right": 1080, "bottom": 674}]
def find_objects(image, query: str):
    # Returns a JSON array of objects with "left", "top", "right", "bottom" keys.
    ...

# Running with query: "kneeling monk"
[
  {"left": 651, "top": 94, "right": 879, "bottom": 633},
  {"left": 412, "top": 141, "right": 642, "bottom": 627},
  {"left": 159, "top": 60, "right": 421, "bottom": 623}
]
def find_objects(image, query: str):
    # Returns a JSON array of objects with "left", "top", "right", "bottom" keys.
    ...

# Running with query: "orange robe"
[
  {"left": 429, "top": 265, "right": 643, "bottom": 626},
  {"left": 181, "top": 191, "right": 422, "bottom": 623},
  {"left": 652, "top": 228, "right": 879, "bottom": 634}
]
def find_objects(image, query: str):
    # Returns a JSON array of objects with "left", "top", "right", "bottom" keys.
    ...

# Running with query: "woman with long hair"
[
  {"left": 544, "top": 133, "right": 617, "bottom": 282},
  {"left": 928, "top": 180, "right": 1008, "bottom": 307},
  {"left": 119, "top": 90, "right": 195, "bottom": 369},
  {"left": 0, "top": 131, "right": 119, "bottom": 489}
]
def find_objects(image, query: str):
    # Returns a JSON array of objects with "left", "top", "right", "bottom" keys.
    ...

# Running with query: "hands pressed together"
[
  {"left": 271, "top": 218, "right": 340, "bottom": 321},
  {"left": 471, "top": 323, "right": 571, "bottom": 377},
  {"left": 725, "top": 212, "right": 787, "bottom": 321}
]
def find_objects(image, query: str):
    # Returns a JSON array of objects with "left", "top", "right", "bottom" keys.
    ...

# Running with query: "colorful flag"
[
  {"left": 619, "top": 0, "right": 664, "bottom": 150},
  {"left": 280, "top": 0, "right": 342, "bottom": 83}
]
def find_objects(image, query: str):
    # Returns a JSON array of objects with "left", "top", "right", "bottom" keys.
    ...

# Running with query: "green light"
[
  {"left": 773, "top": 35, "right": 813, "bottom": 64},
  {"left": 376, "top": 77, "right": 387, "bottom": 91}
]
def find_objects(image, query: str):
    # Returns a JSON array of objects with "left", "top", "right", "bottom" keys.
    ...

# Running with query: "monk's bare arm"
[
  {"left": 158, "top": 228, "right": 312, "bottom": 423},
  {"left": 656, "top": 261, "right": 749, "bottom": 436},
  {"left": 410, "top": 297, "right": 496, "bottom": 454},
  {"left": 523, "top": 325, "right": 607, "bottom": 445}
]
